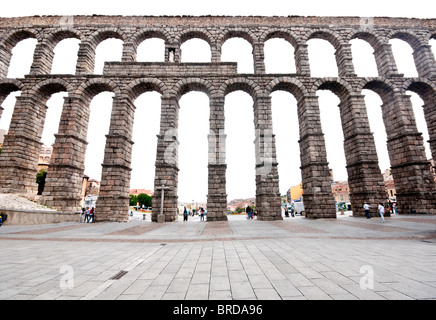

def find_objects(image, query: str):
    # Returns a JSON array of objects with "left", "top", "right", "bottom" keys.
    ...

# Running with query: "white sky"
[{"left": 0, "top": 1, "right": 434, "bottom": 203}]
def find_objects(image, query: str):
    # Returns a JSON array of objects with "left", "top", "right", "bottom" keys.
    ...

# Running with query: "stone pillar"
[
  {"left": 0, "top": 94, "right": 46, "bottom": 194},
  {"left": 29, "top": 42, "right": 54, "bottom": 75},
  {"left": 339, "top": 94, "right": 387, "bottom": 217},
  {"left": 383, "top": 93, "right": 435, "bottom": 214},
  {"left": 0, "top": 43, "right": 11, "bottom": 78},
  {"left": 152, "top": 95, "right": 179, "bottom": 222},
  {"left": 75, "top": 42, "right": 95, "bottom": 74},
  {"left": 294, "top": 43, "right": 311, "bottom": 76},
  {"left": 412, "top": 44, "right": 436, "bottom": 78},
  {"left": 253, "top": 96, "right": 282, "bottom": 220},
  {"left": 122, "top": 41, "right": 136, "bottom": 62},
  {"left": 253, "top": 42, "right": 266, "bottom": 75},
  {"left": 96, "top": 94, "right": 135, "bottom": 222},
  {"left": 423, "top": 96, "right": 436, "bottom": 162},
  {"left": 211, "top": 43, "right": 221, "bottom": 64},
  {"left": 335, "top": 43, "right": 356, "bottom": 77},
  {"left": 297, "top": 95, "right": 336, "bottom": 218},
  {"left": 373, "top": 42, "right": 400, "bottom": 77},
  {"left": 207, "top": 95, "right": 227, "bottom": 221},
  {"left": 40, "top": 96, "right": 90, "bottom": 212}
]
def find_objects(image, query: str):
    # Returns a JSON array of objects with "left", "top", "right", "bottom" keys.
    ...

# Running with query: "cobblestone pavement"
[{"left": 1, "top": 213, "right": 436, "bottom": 300}]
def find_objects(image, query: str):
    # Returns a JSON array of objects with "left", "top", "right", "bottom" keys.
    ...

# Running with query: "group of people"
[
  {"left": 284, "top": 206, "right": 295, "bottom": 217},
  {"left": 246, "top": 206, "right": 255, "bottom": 219},
  {"left": 363, "top": 202, "right": 395, "bottom": 222},
  {"left": 81, "top": 207, "right": 95, "bottom": 223},
  {"left": 182, "top": 206, "right": 206, "bottom": 221}
]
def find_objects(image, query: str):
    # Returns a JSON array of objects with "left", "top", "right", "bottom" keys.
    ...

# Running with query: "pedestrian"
[
  {"left": 246, "top": 206, "right": 252, "bottom": 219},
  {"left": 183, "top": 206, "right": 188, "bottom": 222},
  {"left": 378, "top": 202, "right": 385, "bottom": 223},
  {"left": 363, "top": 203, "right": 371, "bottom": 219},
  {"left": 290, "top": 207, "right": 295, "bottom": 217},
  {"left": 84, "top": 207, "right": 90, "bottom": 223},
  {"left": 200, "top": 207, "right": 205, "bottom": 222},
  {"left": 0, "top": 214, "right": 2, "bottom": 227},
  {"left": 88, "top": 208, "right": 95, "bottom": 223}
]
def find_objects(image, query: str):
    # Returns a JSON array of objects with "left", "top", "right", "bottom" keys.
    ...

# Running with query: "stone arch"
[
  {"left": 266, "top": 76, "right": 306, "bottom": 101},
  {"left": 76, "top": 78, "right": 120, "bottom": 101},
  {"left": 88, "top": 28, "right": 126, "bottom": 48},
  {"left": 30, "top": 78, "right": 74, "bottom": 99},
  {"left": 220, "top": 29, "right": 257, "bottom": 47},
  {"left": 131, "top": 28, "right": 170, "bottom": 47},
  {"left": 312, "top": 77, "right": 355, "bottom": 100},
  {"left": 178, "top": 29, "right": 214, "bottom": 63},
  {"left": 404, "top": 78, "right": 436, "bottom": 161},
  {"left": 362, "top": 77, "right": 435, "bottom": 214},
  {"left": 1, "top": 29, "right": 38, "bottom": 50},
  {"left": 0, "top": 79, "right": 24, "bottom": 104},
  {"left": 44, "top": 28, "right": 84, "bottom": 47},
  {"left": 0, "top": 29, "right": 38, "bottom": 77},
  {"left": 306, "top": 28, "right": 342, "bottom": 49},
  {"left": 305, "top": 29, "right": 344, "bottom": 76},
  {"left": 261, "top": 29, "right": 300, "bottom": 47},
  {"left": 219, "top": 77, "right": 262, "bottom": 100},
  {"left": 126, "top": 78, "right": 167, "bottom": 101},
  {"left": 173, "top": 78, "right": 215, "bottom": 101},
  {"left": 359, "top": 77, "right": 398, "bottom": 103},
  {"left": 129, "top": 28, "right": 170, "bottom": 62},
  {"left": 349, "top": 30, "right": 385, "bottom": 50},
  {"left": 178, "top": 29, "right": 214, "bottom": 47},
  {"left": 388, "top": 30, "right": 423, "bottom": 49}
]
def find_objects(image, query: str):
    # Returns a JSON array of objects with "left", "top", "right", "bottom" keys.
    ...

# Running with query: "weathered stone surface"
[{"left": 0, "top": 15, "right": 434, "bottom": 222}]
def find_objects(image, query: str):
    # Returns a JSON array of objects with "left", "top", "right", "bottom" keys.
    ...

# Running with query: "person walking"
[
  {"left": 87, "top": 208, "right": 95, "bottom": 223},
  {"left": 378, "top": 202, "right": 385, "bottom": 223},
  {"left": 363, "top": 203, "right": 371, "bottom": 219},
  {"left": 200, "top": 207, "right": 205, "bottom": 222},
  {"left": 246, "top": 206, "right": 252, "bottom": 219},
  {"left": 183, "top": 206, "right": 188, "bottom": 222},
  {"left": 84, "top": 208, "right": 90, "bottom": 223}
]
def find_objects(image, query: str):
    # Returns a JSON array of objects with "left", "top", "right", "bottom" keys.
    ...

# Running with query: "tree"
[
  {"left": 129, "top": 194, "right": 138, "bottom": 206},
  {"left": 137, "top": 193, "right": 152, "bottom": 208}
]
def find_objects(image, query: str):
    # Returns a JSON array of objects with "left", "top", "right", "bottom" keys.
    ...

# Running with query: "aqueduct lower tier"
[{"left": 0, "top": 15, "right": 435, "bottom": 222}]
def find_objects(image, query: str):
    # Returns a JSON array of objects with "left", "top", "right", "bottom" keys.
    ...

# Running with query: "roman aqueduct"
[{"left": 0, "top": 15, "right": 435, "bottom": 222}]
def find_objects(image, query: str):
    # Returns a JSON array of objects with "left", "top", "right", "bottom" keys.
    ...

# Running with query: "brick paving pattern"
[{"left": 1, "top": 214, "right": 436, "bottom": 300}]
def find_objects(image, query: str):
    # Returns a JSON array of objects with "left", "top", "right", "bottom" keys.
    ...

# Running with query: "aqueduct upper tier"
[{"left": 0, "top": 15, "right": 435, "bottom": 222}]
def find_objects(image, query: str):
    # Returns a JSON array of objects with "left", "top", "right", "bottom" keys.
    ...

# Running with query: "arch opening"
[
  {"left": 51, "top": 38, "right": 80, "bottom": 74},
  {"left": 130, "top": 91, "right": 162, "bottom": 193},
  {"left": 222, "top": 38, "right": 254, "bottom": 73},
  {"left": 7, "top": 38, "right": 37, "bottom": 78},
  {"left": 94, "top": 38, "right": 123, "bottom": 74},
  {"left": 270, "top": 90, "right": 300, "bottom": 200},
  {"left": 177, "top": 91, "right": 210, "bottom": 206},
  {"left": 389, "top": 38, "right": 418, "bottom": 77},
  {"left": 307, "top": 39, "right": 338, "bottom": 77},
  {"left": 181, "top": 38, "right": 211, "bottom": 63},
  {"left": 350, "top": 38, "right": 378, "bottom": 77},
  {"left": 84, "top": 92, "right": 114, "bottom": 182},
  {"left": 264, "top": 38, "right": 296, "bottom": 74},
  {"left": 225, "top": 91, "right": 256, "bottom": 202},
  {"left": 137, "top": 38, "right": 165, "bottom": 62}
]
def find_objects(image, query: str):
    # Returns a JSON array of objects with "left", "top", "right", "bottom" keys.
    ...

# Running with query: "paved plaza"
[{"left": 1, "top": 212, "right": 436, "bottom": 301}]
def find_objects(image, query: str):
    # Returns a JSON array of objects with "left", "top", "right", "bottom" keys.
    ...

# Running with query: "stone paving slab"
[{"left": 1, "top": 213, "right": 436, "bottom": 301}]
